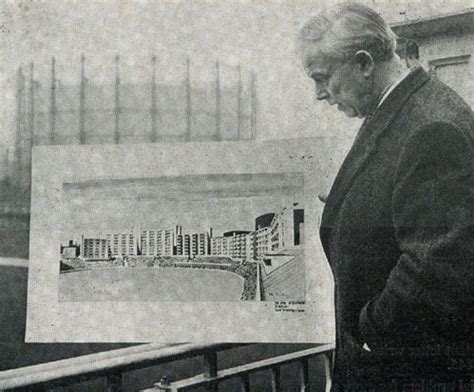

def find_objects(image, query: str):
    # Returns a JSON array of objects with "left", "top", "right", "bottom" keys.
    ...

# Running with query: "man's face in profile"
[{"left": 299, "top": 41, "right": 373, "bottom": 119}]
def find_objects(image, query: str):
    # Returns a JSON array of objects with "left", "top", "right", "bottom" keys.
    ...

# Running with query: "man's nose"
[{"left": 315, "top": 84, "right": 329, "bottom": 101}]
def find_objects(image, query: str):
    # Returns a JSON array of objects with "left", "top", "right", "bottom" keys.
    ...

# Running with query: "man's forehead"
[
  {"left": 303, "top": 53, "right": 333, "bottom": 77},
  {"left": 298, "top": 41, "right": 333, "bottom": 76}
]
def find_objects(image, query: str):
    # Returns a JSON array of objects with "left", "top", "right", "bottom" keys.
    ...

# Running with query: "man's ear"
[{"left": 354, "top": 50, "right": 375, "bottom": 76}]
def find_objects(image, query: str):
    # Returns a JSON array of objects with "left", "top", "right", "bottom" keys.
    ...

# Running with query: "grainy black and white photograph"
[{"left": 0, "top": 0, "right": 473, "bottom": 390}]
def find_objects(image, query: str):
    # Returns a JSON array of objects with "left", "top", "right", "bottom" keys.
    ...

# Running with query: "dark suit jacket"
[{"left": 320, "top": 67, "right": 474, "bottom": 389}]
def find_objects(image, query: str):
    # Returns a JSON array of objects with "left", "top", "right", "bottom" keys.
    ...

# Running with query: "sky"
[
  {"left": 1, "top": 0, "right": 471, "bottom": 152},
  {"left": 61, "top": 172, "right": 304, "bottom": 241}
]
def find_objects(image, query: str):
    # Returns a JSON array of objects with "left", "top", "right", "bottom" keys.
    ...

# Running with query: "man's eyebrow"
[
  {"left": 305, "top": 62, "right": 319, "bottom": 75},
  {"left": 304, "top": 58, "right": 319, "bottom": 75},
  {"left": 309, "top": 70, "right": 328, "bottom": 80},
  {"left": 304, "top": 60, "right": 326, "bottom": 79}
]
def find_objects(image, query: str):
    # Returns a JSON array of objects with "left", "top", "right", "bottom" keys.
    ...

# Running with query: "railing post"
[
  {"left": 298, "top": 358, "right": 309, "bottom": 392},
  {"left": 239, "top": 374, "right": 250, "bottom": 392},
  {"left": 106, "top": 371, "right": 122, "bottom": 392},
  {"left": 323, "top": 352, "right": 333, "bottom": 392},
  {"left": 203, "top": 350, "right": 218, "bottom": 392},
  {"left": 271, "top": 366, "right": 281, "bottom": 392}
]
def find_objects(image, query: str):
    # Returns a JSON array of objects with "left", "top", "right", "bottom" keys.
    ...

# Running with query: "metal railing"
[{"left": 0, "top": 342, "right": 334, "bottom": 391}]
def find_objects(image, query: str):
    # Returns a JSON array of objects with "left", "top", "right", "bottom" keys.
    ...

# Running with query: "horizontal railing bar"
[
  {"left": 0, "top": 342, "right": 245, "bottom": 391},
  {"left": 0, "top": 343, "right": 175, "bottom": 384},
  {"left": 142, "top": 343, "right": 335, "bottom": 391}
]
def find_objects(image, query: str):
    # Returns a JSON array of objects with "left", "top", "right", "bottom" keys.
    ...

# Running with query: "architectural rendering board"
[{"left": 26, "top": 139, "right": 337, "bottom": 342}]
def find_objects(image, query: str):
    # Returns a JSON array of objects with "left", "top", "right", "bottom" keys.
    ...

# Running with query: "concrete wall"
[{"left": 418, "top": 31, "right": 474, "bottom": 106}]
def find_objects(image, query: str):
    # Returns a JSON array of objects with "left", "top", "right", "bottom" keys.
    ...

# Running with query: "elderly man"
[{"left": 297, "top": 3, "right": 474, "bottom": 391}]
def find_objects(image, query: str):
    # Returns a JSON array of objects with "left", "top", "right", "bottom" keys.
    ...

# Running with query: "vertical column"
[
  {"left": 236, "top": 64, "right": 242, "bottom": 140},
  {"left": 203, "top": 351, "right": 218, "bottom": 392},
  {"left": 239, "top": 374, "right": 250, "bottom": 392},
  {"left": 151, "top": 54, "right": 158, "bottom": 143},
  {"left": 79, "top": 54, "right": 86, "bottom": 144},
  {"left": 15, "top": 67, "right": 25, "bottom": 189},
  {"left": 256, "top": 262, "right": 262, "bottom": 301},
  {"left": 26, "top": 62, "right": 35, "bottom": 191},
  {"left": 214, "top": 60, "right": 221, "bottom": 141},
  {"left": 271, "top": 367, "right": 281, "bottom": 392},
  {"left": 4, "top": 148, "right": 10, "bottom": 184},
  {"left": 298, "top": 358, "right": 309, "bottom": 391},
  {"left": 114, "top": 55, "right": 121, "bottom": 144},
  {"left": 49, "top": 57, "right": 56, "bottom": 145},
  {"left": 106, "top": 371, "right": 122, "bottom": 392},
  {"left": 323, "top": 352, "right": 333, "bottom": 392},
  {"left": 250, "top": 71, "right": 257, "bottom": 140},
  {"left": 29, "top": 62, "right": 35, "bottom": 145},
  {"left": 92, "top": 239, "right": 97, "bottom": 259},
  {"left": 185, "top": 57, "right": 192, "bottom": 142}
]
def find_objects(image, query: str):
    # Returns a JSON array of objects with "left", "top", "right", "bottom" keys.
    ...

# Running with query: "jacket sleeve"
[{"left": 358, "top": 121, "right": 474, "bottom": 348}]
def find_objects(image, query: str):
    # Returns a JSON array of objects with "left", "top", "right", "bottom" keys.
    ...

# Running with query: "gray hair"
[{"left": 297, "top": 2, "right": 398, "bottom": 66}]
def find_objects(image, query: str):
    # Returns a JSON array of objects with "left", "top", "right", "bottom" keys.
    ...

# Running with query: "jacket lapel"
[{"left": 321, "top": 67, "right": 431, "bottom": 231}]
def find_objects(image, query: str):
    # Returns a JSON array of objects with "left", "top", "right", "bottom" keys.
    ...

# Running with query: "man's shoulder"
[
  {"left": 378, "top": 70, "right": 473, "bottom": 151},
  {"left": 407, "top": 73, "right": 473, "bottom": 127},
  {"left": 390, "top": 75, "right": 474, "bottom": 165}
]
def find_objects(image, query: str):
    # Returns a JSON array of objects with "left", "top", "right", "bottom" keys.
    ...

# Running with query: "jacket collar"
[{"left": 321, "top": 67, "right": 430, "bottom": 229}]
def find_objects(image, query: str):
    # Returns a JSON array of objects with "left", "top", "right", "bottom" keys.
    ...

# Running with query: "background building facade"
[
  {"left": 140, "top": 228, "right": 176, "bottom": 257},
  {"left": 393, "top": 8, "right": 473, "bottom": 108},
  {"left": 106, "top": 232, "right": 137, "bottom": 258},
  {"left": 81, "top": 236, "right": 108, "bottom": 260}
]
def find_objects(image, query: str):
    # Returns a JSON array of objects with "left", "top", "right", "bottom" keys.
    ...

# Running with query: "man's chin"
[
  {"left": 337, "top": 104, "right": 358, "bottom": 118},
  {"left": 342, "top": 110, "right": 359, "bottom": 118},
  {"left": 344, "top": 112, "right": 359, "bottom": 118}
]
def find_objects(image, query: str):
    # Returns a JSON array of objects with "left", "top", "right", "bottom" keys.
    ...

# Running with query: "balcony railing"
[{"left": 0, "top": 342, "right": 334, "bottom": 391}]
